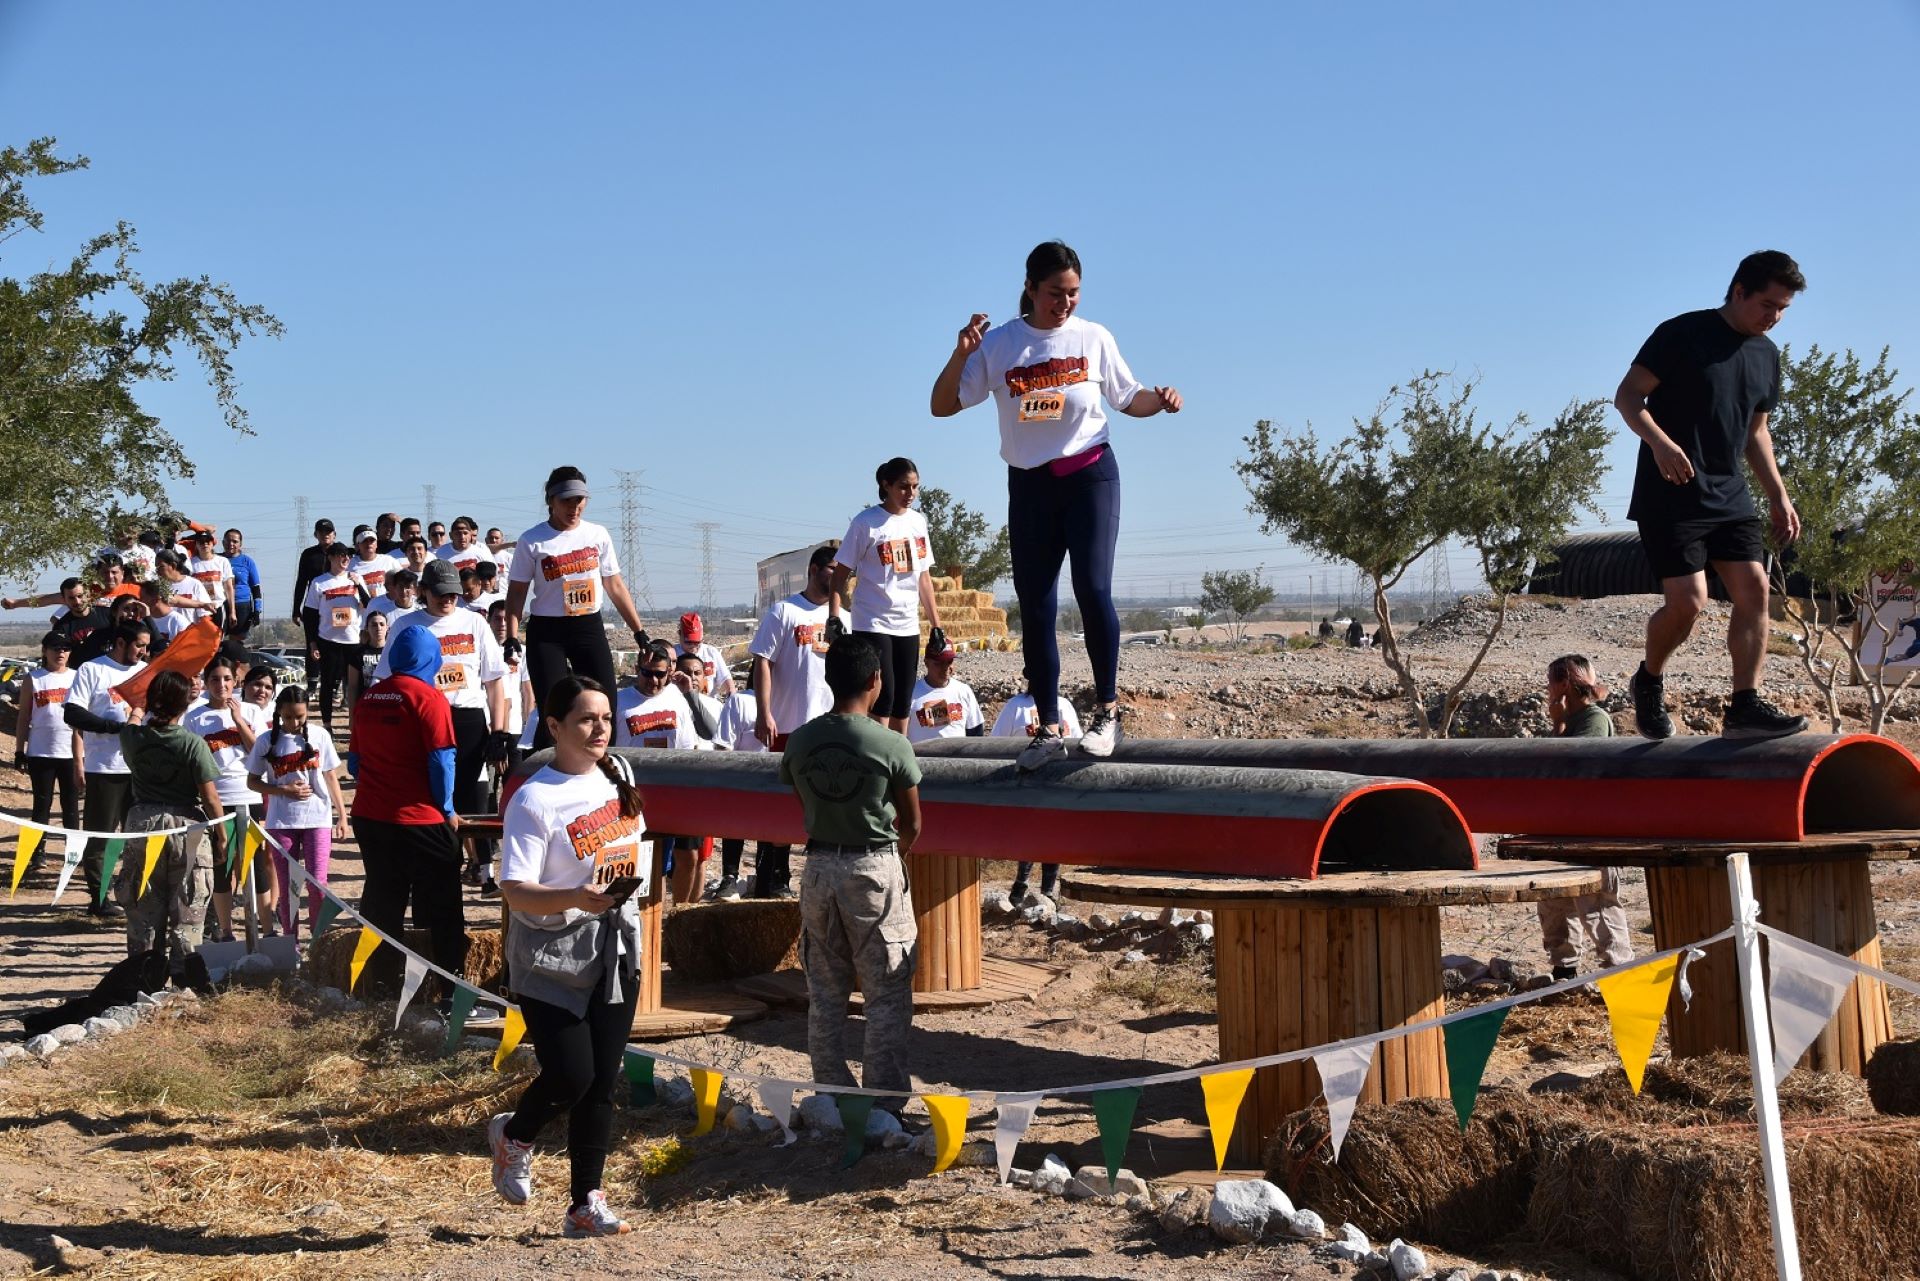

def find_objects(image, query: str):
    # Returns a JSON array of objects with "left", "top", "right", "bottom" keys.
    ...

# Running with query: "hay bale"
[
  {"left": 305, "top": 926, "right": 505, "bottom": 997},
  {"left": 1867, "top": 1037, "right": 1920, "bottom": 1115},
  {"left": 660, "top": 899, "right": 801, "bottom": 983}
]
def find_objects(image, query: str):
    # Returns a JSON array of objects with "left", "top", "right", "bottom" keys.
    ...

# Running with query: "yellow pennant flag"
[
  {"left": 1594, "top": 953, "right": 1680, "bottom": 1093},
  {"left": 1200, "top": 1068, "right": 1256, "bottom": 1171},
  {"left": 492, "top": 1007, "right": 527, "bottom": 1071},
  {"left": 347, "top": 927, "right": 382, "bottom": 994},
  {"left": 235, "top": 821, "right": 263, "bottom": 889},
  {"left": 135, "top": 833, "right": 167, "bottom": 900},
  {"left": 921, "top": 1094, "right": 970, "bottom": 1173},
  {"left": 690, "top": 1068, "right": 723, "bottom": 1135},
  {"left": 10, "top": 825, "right": 44, "bottom": 899}
]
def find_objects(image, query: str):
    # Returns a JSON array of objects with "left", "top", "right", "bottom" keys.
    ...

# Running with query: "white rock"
[
  {"left": 1323, "top": 1221, "right": 1373, "bottom": 1262},
  {"left": 0, "top": 1044, "right": 25, "bottom": 1063},
  {"left": 658, "top": 1077, "right": 695, "bottom": 1108},
  {"left": 1032, "top": 1153, "right": 1072, "bottom": 1195},
  {"left": 981, "top": 889, "right": 1014, "bottom": 916},
  {"left": 82, "top": 1017, "right": 121, "bottom": 1039},
  {"left": 1280, "top": 1207, "right": 1327, "bottom": 1239},
  {"left": 134, "top": 992, "right": 161, "bottom": 1007},
  {"left": 1019, "top": 902, "right": 1054, "bottom": 927},
  {"left": 724, "top": 1104, "right": 757, "bottom": 1132},
  {"left": 1119, "top": 910, "right": 1146, "bottom": 924},
  {"left": 1110, "top": 1170, "right": 1149, "bottom": 1198},
  {"left": 1208, "top": 1178, "right": 1292, "bottom": 1244},
  {"left": 103, "top": 1004, "right": 142, "bottom": 1027},
  {"left": 1156, "top": 906, "right": 1187, "bottom": 927},
  {"left": 1088, "top": 913, "right": 1115, "bottom": 930},
  {"left": 1052, "top": 910, "right": 1079, "bottom": 927},
  {"left": 1120, "top": 949, "right": 1148, "bottom": 965},
  {"left": 1193, "top": 922, "right": 1214, "bottom": 944},
  {"left": 1066, "top": 1165, "right": 1118, "bottom": 1199},
  {"left": 170, "top": 988, "right": 198, "bottom": 1002},
  {"left": 1007, "top": 1167, "right": 1033, "bottom": 1188},
  {"left": 231, "top": 953, "right": 277, "bottom": 979},
  {"left": 1193, "top": 910, "right": 1212, "bottom": 924},
  {"left": 865, "top": 1108, "right": 903, "bottom": 1140},
  {"left": 1389, "top": 1238, "right": 1430, "bottom": 1280},
  {"left": 49, "top": 1024, "right": 87, "bottom": 1045},
  {"left": 25, "top": 1034, "right": 60, "bottom": 1058},
  {"left": 1364, "top": 1249, "right": 1391, "bottom": 1271},
  {"left": 797, "top": 1093, "right": 843, "bottom": 1132}
]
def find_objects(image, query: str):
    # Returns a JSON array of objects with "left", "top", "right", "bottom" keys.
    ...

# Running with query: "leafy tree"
[
  {"left": 918, "top": 486, "right": 1011, "bottom": 590},
  {"left": 1123, "top": 606, "right": 1166, "bottom": 633},
  {"left": 1765, "top": 345, "right": 1920, "bottom": 732},
  {"left": 1238, "top": 372, "right": 1608, "bottom": 736},
  {"left": 1187, "top": 609, "right": 1208, "bottom": 638},
  {"left": 0, "top": 138, "right": 282, "bottom": 579},
  {"left": 1198, "top": 568, "right": 1275, "bottom": 644}
]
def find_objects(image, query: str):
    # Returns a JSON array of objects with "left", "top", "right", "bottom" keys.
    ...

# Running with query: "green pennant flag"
[
  {"left": 1090, "top": 1086, "right": 1142, "bottom": 1191},
  {"left": 311, "top": 896, "right": 343, "bottom": 940},
  {"left": 834, "top": 1094, "right": 875, "bottom": 1169},
  {"left": 1444, "top": 1006, "right": 1511, "bottom": 1130},
  {"left": 625, "top": 1053, "right": 657, "bottom": 1107},
  {"left": 96, "top": 839, "right": 126, "bottom": 906},
  {"left": 442, "top": 986, "right": 478, "bottom": 1055}
]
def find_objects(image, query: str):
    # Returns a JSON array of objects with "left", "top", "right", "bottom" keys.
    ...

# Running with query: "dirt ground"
[{"left": 2, "top": 595, "right": 1916, "bottom": 1279}]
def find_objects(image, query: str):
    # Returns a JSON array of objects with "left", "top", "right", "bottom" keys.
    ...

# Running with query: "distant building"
[{"left": 756, "top": 540, "right": 837, "bottom": 612}]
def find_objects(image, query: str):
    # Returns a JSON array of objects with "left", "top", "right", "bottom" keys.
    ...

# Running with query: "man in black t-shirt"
[{"left": 1616, "top": 250, "right": 1808, "bottom": 740}]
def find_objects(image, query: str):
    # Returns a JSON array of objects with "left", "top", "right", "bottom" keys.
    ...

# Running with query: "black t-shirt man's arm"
[
  {"left": 1743, "top": 410, "right": 1800, "bottom": 545},
  {"left": 1615, "top": 363, "right": 1694, "bottom": 486}
]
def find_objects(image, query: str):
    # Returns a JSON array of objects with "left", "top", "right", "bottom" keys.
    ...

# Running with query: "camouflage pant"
[
  {"left": 800, "top": 847, "right": 917, "bottom": 1094},
  {"left": 1537, "top": 866, "right": 1633, "bottom": 969},
  {"left": 117, "top": 803, "right": 215, "bottom": 979}
]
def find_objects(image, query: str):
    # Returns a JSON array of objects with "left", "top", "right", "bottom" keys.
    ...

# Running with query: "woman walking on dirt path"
[
  {"left": 930, "top": 239, "right": 1181, "bottom": 770},
  {"left": 489, "top": 675, "right": 645, "bottom": 1238}
]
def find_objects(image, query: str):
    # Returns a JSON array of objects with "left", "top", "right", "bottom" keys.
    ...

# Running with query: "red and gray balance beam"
[
  {"left": 913, "top": 734, "right": 1920, "bottom": 842},
  {"left": 507, "top": 750, "right": 1476, "bottom": 879}
]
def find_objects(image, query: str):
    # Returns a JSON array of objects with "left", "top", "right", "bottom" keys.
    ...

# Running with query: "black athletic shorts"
[
  {"left": 854, "top": 631, "right": 919, "bottom": 720},
  {"left": 1636, "top": 517, "right": 1766, "bottom": 582}
]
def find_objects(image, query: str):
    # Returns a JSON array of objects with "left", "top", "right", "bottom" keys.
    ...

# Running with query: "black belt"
[{"left": 805, "top": 840, "right": 897, "bottom": 856}]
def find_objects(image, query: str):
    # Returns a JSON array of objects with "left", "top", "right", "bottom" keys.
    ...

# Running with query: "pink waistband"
[{"left": 1046, "top": 445, "right": 1106, "bottom": 478}]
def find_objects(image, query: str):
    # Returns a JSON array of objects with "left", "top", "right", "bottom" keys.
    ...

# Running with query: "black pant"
[
  {"left": 353, "top": 816, "right": 467, "bottom": 988},
  {"left": 1013, "top": 862, "right": 1060, "bottom": 897},
  {"left": 504, "top": 984, "right": 639, "bottom": 1207},
  {"left": 82, "top": 771, "right": 133, "bottom": 901},
  {"left": 752, "top": 844, "right": 791, "bottom": 896},
  {"left": 27, "top": 755, "right": 79, "bottom": 832},
  {"left": 316, "top": 639, "right": 357, "bottom": 733},
  {"left": 854, "top": 631, "right": 919, "bottom": 720},
  {"left": 525, "top": 615, "right": 618, "bottom": 751}
]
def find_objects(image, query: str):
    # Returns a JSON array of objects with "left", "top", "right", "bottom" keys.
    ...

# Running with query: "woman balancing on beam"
[
  {"left": 502, "top": 467, "right": 649, "bottom": 751},
  {"left": 488, "top": 675, "right": 645, "bottom": 1239},
  {"left": 930, "top": 239, "right": 1181, "bottom": 770}
]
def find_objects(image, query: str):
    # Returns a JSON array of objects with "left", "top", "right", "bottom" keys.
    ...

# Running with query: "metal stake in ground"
[{"left": 1726, "top": 851, "right": 1802, "bottom": 1280}]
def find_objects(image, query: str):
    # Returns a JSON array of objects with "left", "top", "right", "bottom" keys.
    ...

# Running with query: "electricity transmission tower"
[
  {"left": 695, "top": 521, "right": 720, "bottom": 619},
  {"left": 615, "top": 470, "right": 655, "bottom": 616},
  {"left": 294, "top": 495, "right": 308, "bottom": 544},
  {"left": 421, "top": 484, "right": 437, "bottom": 525}
]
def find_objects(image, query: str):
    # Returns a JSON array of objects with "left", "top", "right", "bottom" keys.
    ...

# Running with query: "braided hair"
[
  {"left": 541, "top": 675, "right": 641, "bottom": 819},
  {"left": 273, "top": 684, "right": 314, "bottom": 767}
]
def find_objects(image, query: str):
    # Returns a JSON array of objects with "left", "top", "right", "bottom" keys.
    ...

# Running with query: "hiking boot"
[
  {"left": 1551, "top": 964, "right": 1579, "bottom": 983},
  {"left": 488, "top": 1112, "right": 534, "bottom": 1205},
  {"left": 564, "top": 1189, "right": 631, "bottom": 1238},
  {"left": 1630, "top": 667, "right": 1673, "bottom": 740},
  {"left": 712, "top": 875, "right": 743, "bottom": 902},
  {"left": 1016, "top": 725, "right": 1067, "bottom": 772},
  {"left": 1008, "top": 882, "right": 1030, "bottom": 907},
  {"left": 480, "top": 878, "right": 500, "bottom": 899},
  {"left": 1080, "top": 706, "right": 1122, "bottom": 758},
  {"left": 1723, "top": 692, "right": 1808, "bottom": 740}
]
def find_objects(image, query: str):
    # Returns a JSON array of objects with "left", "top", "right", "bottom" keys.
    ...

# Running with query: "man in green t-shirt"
[
  {"left": 1536, "top": 655, "right": 1632, "bottom": 980},
  {"left": 781, "top": 636, "right": 923, "bottom": 1098}
]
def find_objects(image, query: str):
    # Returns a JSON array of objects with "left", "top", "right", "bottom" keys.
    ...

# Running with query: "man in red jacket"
[{"left": 350, "top": 623, "right": 465, "bottom": 989}]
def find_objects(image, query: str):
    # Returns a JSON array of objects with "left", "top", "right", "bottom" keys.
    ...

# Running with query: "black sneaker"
[
  {"left": 1723, "top": 693, "right": 1808, "bottom": 740},
  {"left": 1630, "top": 667, "right": 1673, "bottom": 739},
  {"left": 1551, "top": 964, "right": 1579, "bottom": 983}
]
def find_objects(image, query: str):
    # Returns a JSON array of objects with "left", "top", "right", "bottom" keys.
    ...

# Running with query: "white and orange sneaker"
[
  {"left": 487, "top": 1112, "right": 533, "bottom": 1205},
  {"left": 564, "top": 1189, "right": 631, "bottom": 1237}
]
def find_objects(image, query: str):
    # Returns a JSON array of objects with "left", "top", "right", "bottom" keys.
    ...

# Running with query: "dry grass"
[{"left": 1091, "top": 952, "right": 1217, "bottom": 1013}]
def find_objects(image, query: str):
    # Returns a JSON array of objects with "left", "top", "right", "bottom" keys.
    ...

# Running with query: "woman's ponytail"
[{"left": 595, "top": 753, "right": 643, "bottom": 820}]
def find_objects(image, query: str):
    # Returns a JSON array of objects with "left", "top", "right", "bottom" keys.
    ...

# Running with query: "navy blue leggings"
[{"left": 1007, "top": 446, "right": 1121, "bottom": 726}]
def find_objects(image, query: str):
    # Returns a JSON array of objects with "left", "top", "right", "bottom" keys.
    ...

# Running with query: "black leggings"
[
  {"left": 525, "top": 614, "right": 617, "bottom": 750},
  {"left": 1008, "top": 446, "right": 1122, "bottom": 726},
  {"left": 316, "top": 639, "right": 357, "bottom": 733},
  {"left": 504, "top": 983, "right": 639, "bottom": 1207},
  {"left": 855, "top": 631, "right": 919, "bottom": 720},
  {"left": 26, "top": 755, "right": 79, "bottom": 831}
]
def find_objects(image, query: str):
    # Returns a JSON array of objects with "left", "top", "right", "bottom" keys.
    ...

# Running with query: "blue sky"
[{"left": 4, "top": 2, "right": 1916, "bottom": 611}]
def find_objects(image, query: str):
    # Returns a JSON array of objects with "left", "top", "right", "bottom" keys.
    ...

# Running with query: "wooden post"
[{"left": 907, "top": 851, "right": 982, "bottom": 993}]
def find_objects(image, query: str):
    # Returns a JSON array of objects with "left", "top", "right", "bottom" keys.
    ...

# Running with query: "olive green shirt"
[
  {"left": 1561, "top": 704, "right": 1615, "bottom": 738},
  {"left": 122, "top": 722, "right": 221, "bottom": 809},
  {"left": 780, "top": 712, "right": 922, "bottom": 845}
]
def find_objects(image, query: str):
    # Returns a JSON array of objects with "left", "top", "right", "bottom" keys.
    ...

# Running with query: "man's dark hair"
[
  {"left": 674, "top": 650, "right": 705, "bottom": 675},
  {"left": 400, "top": 517, "right": 420, "bottom": 533},
  {"left": 824, "top": 635, "right": 880, "bottom": 699},
  {"left": 146, "top": 670, "right": 193, "bottom": 721},
  {"left": 404, "top": 535, "right": 428, "bottom": 553},
  {"left": 808, "top": 543, "right": 838, "bottom": 572},
  {"left": 639, "top": 643, "right": 674, "bottom": 674},
  {"left": 1726, "top": 250, "right": 1805, "bottom": 303},
  {"left": 224, "top": 527, "right": 243, "bottom": 542},
  {"left": 59, "top": 576, "right": 82, "bottom": 593},
  {"left": 387, "top": 568, "right": 418, "bottom": 591},
  {"left": 112, "top": 620, "right": 152, "bottom": 649}
]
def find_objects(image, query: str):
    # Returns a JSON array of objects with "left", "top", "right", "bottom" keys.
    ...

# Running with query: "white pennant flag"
[
  {"left": 51, "top": 838, "right": 86, "bottom": 905},
  {"left": 1313, "top": 1043, "right": 1376, "bottom": 1163},
  {"left": 395, "top": 956, "right": 429, "bottom": 1028},
  {"left": 757, "top": 1079, "right": 801, "bottom": 1146},
  {"left": 992, "top": 1095, "right": 1041, "bottom": 1184},
  {"left": 1676, "top": 945, "right": 1706, "bottom": 1011},
  {"left": 1765, "top": 931, "right": 1859, "bottom": 1084}
]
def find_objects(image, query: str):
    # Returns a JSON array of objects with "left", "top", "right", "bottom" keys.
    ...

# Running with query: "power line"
[
  {"left": 616, "top": 469, "right": 655, "bottom": 618},
  {"left": 695, "top": 521, "right": 720, "bottom": 619}
]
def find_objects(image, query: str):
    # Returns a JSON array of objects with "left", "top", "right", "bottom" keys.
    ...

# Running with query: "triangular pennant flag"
[
  {"left": 51, "top": 838, "right": 85, "bottom": 905},
  {"left": 1090, "top": 1086, "right": 1141, "bottom": 1192},
  {"left": 921, "top": 1094, "right": 969, "bottom": 1174},
  {"left": 244, "top": 819, "right": 262, "bottom": 867},
  {"left": 233, "top": 826, "right": 254, "bottom": 890},
  {"left": 1444, "top": 1006, "right": 1510, "bottom": 1129},
  {"left": 135, "top": 832, "right": 166, "bottom": 901},
  {"left": 346, "top": 927, "right": 381, "bottom": 994},
  {"left": 1765, "top": 931, "right": 1860, "bottom": 1084},
  {"left": 96, "top": 838, "right": 126, "bottom": 905},
  {"left": 10, "top": 825, "right": 44, "bottom": 898},
  {"left": 224, "top": 812, "right": 243, "bottom": 874},
  {"left": 625, "top": 1053, "right": 657, "bottom": 1107},
  {"left": 757, "top": 1079, "right": 799, "bottom": 1146},
  {"left": 992, "top": 1095, "right": 1041, "bottom": 1184},
  {"left": 690, "top": 1067, "right": 723, "bottom": 1136},
  {"left": 833, "top": 1094, "right": 875, "bottom": 1169},
  {"left": 1595, "top": 953, "right": 1679, "bottom": 1094},
  {"left": 311, "top": 896, "right": 343, "bottom": 940},
  {"left": 491, "top": 1007, "right": 526, "bottom": 1071},
  {"left": 1199, "top": 1068, "right": 1255, "bottom": 1172},
  {"left": 394, "top": 956, "right": 429, "bottom": 1028},
  {"left": 443, "top": 986, "right": 478, "bottom": 1054},
  {"left": 1313, "top": 1044, "right": 1376, "bottom": 1164}
]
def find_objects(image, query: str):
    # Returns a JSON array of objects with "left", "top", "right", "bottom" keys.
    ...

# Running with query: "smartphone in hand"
[{"left": 600, "top": 875, "right": 643, "bottom": 907}]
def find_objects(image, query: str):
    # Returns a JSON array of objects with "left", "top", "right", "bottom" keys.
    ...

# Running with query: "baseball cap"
[
  {"left": 926, "top": 633, "right": 957, "bottom": 662},
  {"left": 40, "top": 631, "right": 72, "bottom": 650},
  {"left": 421, "top": 560, "right": 462, "bottom": 596},
  {"left": 185, "top": 526, "right": 214, "bottom": 542},
  {"left": 679, "top": 612, "right": 703, "bottom": 642},
  {"left": 315, "top": 518, "right": 336, "bottom": 535}
]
